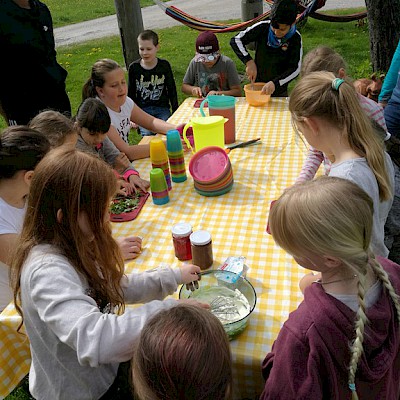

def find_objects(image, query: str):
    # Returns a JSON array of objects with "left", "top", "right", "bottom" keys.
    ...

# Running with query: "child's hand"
[
  {"left": 191, "top": 87, "right": 203, "bottom": 97},
  {"left": 299, "top": 272, "right": 321, "bottom": 294},
  {"left": 245, "top": 59, "right": 257, "bottom": 83},
  {"left": 178, "top": 298, "right": 211, "bottom": 309},
  {"left": 207, "top": 90, "right": 221, "bottom": 96},
  {"left": 116, "top": 236, "right": 142, "bottom": 260},
  {"left": 117, "top": 179, "right": 134, "bottom": 196},
  {"left": 130, "top": 120, "right": 139, "bottom": 129},
  {"left": 261, "top": 81, "right": 275, "bottom": 95},
  {"left": 128, "top": 175, "right": 150, "bottom": 193},
  {"left": 179, "top": 263, "right": 201, "bottom": 285}
]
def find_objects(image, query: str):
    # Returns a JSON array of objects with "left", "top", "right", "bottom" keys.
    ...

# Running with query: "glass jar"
[
  {"left": 190, "top": 230, "right": 213, "bottom": 270},
  {"left": 172, "top": 223, "right": 192, "bottom": 261}
]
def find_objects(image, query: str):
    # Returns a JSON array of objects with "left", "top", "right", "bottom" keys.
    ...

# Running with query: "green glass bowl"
[{"left": 179, "top": 270, "right": 257, "bottom": 340}]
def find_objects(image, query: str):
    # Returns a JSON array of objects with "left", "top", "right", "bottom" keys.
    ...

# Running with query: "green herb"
[{"left": 110, "top": 193, "right": 142, "bottom": 215}]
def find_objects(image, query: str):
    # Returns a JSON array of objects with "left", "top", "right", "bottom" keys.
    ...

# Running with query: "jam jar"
[
  {"left": 190, "top": 230, "right": 213, "bottom": 270},
  {"left": 172, "top": 223, "right": 192, "bottom": 261}
]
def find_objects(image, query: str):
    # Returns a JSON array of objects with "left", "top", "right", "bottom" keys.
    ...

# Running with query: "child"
[
  {"left": 295, "top": 46, "right": 400, "bottom": 265},
  {"left": 182, "top": 31, "right": 242, "bottom": 98},
  {"left": 128, "top": 30, "right": 178, "bottom": 136},
  {"left": 262, "top": 176, "right": 400, "bottom": 399},
  {"left": 289, "top": 71, "right": 394, "bottom": 258},
  {"left": 10, "top": 148, "right": 206, "bottom": 400},
  {"left": 230, "top": 0, "right": 301, "bottom": 97},
  {"left": 29, "top": 110, "right": 78, "bottom": 148},
  {"left": 132, "top": 304, "right": 233, "bottom": 400},
  {"left": 75, "top": 97, "right": 150, "bottom": 194},
  {"left": 82, "top": 59, "right": 179, "bottom": 161},
  {"left": 0, "top": 126, "right": 50, "bottom": 311}
]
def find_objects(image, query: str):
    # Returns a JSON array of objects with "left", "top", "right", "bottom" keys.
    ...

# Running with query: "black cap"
[{"left": 271, "top": 0, "right": 298, "bottom": 25}]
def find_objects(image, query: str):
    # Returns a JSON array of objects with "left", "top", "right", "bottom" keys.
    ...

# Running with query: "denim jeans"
[{"left": 139, "top": 106, "right": 171, "bottom": 136}]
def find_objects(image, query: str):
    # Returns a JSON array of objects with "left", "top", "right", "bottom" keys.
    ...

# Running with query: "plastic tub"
[{"left": 244, "top": 83, "right": 271, "bottom": 106}]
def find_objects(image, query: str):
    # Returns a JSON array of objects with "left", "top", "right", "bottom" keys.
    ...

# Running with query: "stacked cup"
[{"left": 188, "top": 146, "right": 234, "bottom": 197}]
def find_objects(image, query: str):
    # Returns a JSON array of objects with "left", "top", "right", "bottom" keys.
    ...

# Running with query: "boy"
[
  {"left": 128, "top": 30, "right": 178, "bottom": 136},
  {"left": 182, "top": 31, "right": 242, "bottom": 98},
  {"left": 230, "top": 0, "right": 302, "bottom": 97}
]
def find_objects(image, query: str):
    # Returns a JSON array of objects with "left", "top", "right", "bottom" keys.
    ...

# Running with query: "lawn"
[{"left": 4, "top": 10, "right": 371, "bottom": 398}]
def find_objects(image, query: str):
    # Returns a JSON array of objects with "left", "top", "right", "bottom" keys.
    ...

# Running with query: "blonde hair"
[
  {"left": 11, "top": 148, "right": 125, "bottom": 327},
  {"left": 269, "top": 176, "right": 400, "bottom": 399},
  {"left": 301, "top": 46, "right": 346, "bottom": 77},
  {"left": 132, "top": 304, "right": 233, "bottom": 400},
  {"left": 289, "top": 71, "right": 392, "bottom": 201},
  {"left": 29, "top": 110, "right": 76, "bottom": 148}
]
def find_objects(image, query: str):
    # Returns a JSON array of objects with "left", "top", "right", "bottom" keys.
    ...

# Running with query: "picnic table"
[{"left": 0, "top": 97, "right": 309, "bottom": 400}]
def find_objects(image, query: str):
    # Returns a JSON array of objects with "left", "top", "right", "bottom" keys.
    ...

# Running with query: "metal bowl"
[{"left": 179, "top": 270, "right": 257, "bottom": 340}]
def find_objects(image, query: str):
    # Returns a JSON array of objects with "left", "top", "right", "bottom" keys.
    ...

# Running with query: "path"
[{"left": 54, "top": 0, "right": 366, "bottom": 47}]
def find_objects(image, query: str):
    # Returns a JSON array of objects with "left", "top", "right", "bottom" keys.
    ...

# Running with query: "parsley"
[{"left": 110, "top": 193, "right": 142, "bottom": 214}]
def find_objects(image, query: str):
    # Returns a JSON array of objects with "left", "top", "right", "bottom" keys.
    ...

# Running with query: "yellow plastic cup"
[{"left": 183, "top": 116, "right": 227, "bottom": 153}]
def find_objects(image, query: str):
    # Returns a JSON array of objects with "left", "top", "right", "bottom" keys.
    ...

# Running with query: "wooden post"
[{"left": 114, "top": 0, "right": 144, "bottom": 69}]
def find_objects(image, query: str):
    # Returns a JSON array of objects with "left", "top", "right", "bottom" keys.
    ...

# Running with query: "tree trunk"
[
  {"left": 365, "top": 0, "right": 400, "bottom": 72},
  {"left": 114, "top": 0, "right": 144, "bottom": 69}
]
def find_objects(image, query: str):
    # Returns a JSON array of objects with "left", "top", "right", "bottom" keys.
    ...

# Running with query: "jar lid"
[
  {"left": 190, "top": 230, "right": 211, "bottom": 246},
  {"left": 172, "top": 222, "right": 192, "bottom": 237}
]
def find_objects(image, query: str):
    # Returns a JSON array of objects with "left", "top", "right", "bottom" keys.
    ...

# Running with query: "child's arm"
[
  {"left": 378, "top": 40, "right": 400, "bottom": 104},
  {"left": 182, "top": 60, "right": 202, "bottom": 97},
  {"left": 182, "top": 84, "right": 202, "bottom": 97},
  {"left": 0, "top": 233, "right": 18, "bottom": 265},
  {"left": 107, "top": 125, "right": 150, "bottom": 160},
  {"left": 116, "top": 236, "right": 142, "bottom": 260},
  {"left": 295, "top": 147, "right": 324, "bottom": 184},
  {"left": 230, "top": 23, "right": 264, "bottom": 66},
  {"left": 131, "top": 103, "right": 177, "bottom": 134}
]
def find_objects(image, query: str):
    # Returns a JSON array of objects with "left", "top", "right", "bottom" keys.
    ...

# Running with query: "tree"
[
  {"left": 114, "top": 0, "right": 144, "bottom": 68},
  {"left": 365, "top": 0, "right": 400, "bottom": 72}
]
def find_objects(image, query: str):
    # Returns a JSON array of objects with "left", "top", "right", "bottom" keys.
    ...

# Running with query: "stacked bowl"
[{"left": 189, "top": 146, "right": 234, "bottom": 197}]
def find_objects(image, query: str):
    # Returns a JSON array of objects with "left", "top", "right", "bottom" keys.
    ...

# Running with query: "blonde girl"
[
  {"left": 261, "top": 176, "right": 400, "bottom": 400},
  {"left": 10, "top": 148, "right": 205, "bottom": 400},
  {"left": 132, "top": 304, "right": 233, "bottom": 400},
  {"left": 289, "top": 71, "right": 394, "bottom": 258},
  {"left": 82, "top": 59, "right": 179, "bottom": 161}
]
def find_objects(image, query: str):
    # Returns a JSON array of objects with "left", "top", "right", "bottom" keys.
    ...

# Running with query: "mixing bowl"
[
  {"left": 179, "top": 270, "right": 257, "bottom": 340},
  {"left": 244, "top": 83, "right": 271, "bottom": 106}
]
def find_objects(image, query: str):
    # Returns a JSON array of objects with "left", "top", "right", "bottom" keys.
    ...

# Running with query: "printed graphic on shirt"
[
  {"left": 198, "top": 72, "right": 226, "bottom": 97},
  {"left": 136, "top": 74, "right": 166, "bottom": 102},
  {"left": 117, "top": 117, "right": 131, "bottom": 142}
]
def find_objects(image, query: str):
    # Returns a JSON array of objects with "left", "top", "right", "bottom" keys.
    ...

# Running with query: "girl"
[
  {"left": 289, "top": 71, "right": 394, "bottom": 258},
  {"left": 10, "top": 148, "right": 206, "bottom": 400},
  {"left": 262, "top": 176, "right": 400, "bottom": 400},
  {"left": 132, "top": 304, "right": 233, "bottom": 400},
  {"left": 29, "top": 110, "right": 78, "bottom": 148},
  {"left": 82, "top": 58, "right": 179, "bottom": 161},
  {"left": 75, "top": 97, "right": 149, "bottom": 194},
  {"left": 0, "top": 126, "right": 50, "bottom": 311}
]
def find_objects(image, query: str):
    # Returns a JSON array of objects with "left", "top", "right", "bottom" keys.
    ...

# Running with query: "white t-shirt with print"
[
  {"left": 0, "top": 196, "right": 26, "bottom": 311},
  {"left": 106, "top": 96, "right": 135, "bottom": 143}
]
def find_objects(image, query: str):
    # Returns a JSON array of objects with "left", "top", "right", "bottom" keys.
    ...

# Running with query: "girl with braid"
[{"left": 261, "top": 176, "right": 400, "bottom": 400}]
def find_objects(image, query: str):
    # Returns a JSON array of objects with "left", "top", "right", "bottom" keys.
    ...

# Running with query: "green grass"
[
  {"left": 3, "top": 15, "right": 370, "bottom": 397},
  {"left": 42, "top": 0, "right": 168, "bottom": 28}
]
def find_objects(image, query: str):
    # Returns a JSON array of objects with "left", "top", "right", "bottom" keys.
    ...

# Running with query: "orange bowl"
[{"left": 244, "top": 83, "right": 271, "bottom": 106}]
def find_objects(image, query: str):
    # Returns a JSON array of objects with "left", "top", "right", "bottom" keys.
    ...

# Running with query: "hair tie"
[
  {"left": 348, "top": 383, "right": 356, "bottom": 392},
  {"left": 332, "top": 78, "right": 345, "bottom": 91}
]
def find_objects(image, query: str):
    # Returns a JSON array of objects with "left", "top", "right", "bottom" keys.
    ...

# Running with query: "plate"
[
  {"left": 110, "top": 192, "right": 150, "bottom": 222},
  {"left": 189, "top": 146, "right": 230, "bottom": 183}
]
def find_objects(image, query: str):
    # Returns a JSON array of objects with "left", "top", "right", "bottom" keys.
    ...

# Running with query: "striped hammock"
[{"left": 153, "top": 0, "right": 368, "bottom": 32}]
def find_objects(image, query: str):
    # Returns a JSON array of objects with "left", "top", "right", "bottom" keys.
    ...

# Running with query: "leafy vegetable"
[{"left": 110, "top": 193, "right": 142, "bottom": 215}]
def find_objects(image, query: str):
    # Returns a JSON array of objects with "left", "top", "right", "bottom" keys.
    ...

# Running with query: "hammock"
[{"left": 153, "top": 0, "right": 367, "bottom": 33}]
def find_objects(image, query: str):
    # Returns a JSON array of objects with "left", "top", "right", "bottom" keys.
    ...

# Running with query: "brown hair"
[
  {"left": 11, "top": 148, "right": 125, "bottom": 326},
  {"left": 82, "top": 58, "right": 121, "bottom": 100},
  {"left": 289, "top": 71, "right": 392, "bottom": 201},
  {"left": 269, "top": 176, "right": 400, "bottom": 399},
  {"left": 138, "top": 30, "right": 159, "bottom": 46},
  {"left": 301, "top": 46, "right": 346, "bottom": 77},
  {"left": 29, "top": 110, "right": 76, "bottom": 148},
  {"left": 132, "top": 304, "right": 233, "bottom": 400}
]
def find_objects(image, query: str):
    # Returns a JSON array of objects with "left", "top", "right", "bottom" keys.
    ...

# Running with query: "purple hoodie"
[{"left": 260, "top": 257, "right": 400, "bottom": 400}]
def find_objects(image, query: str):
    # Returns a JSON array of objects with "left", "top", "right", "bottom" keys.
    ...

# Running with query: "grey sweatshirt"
[{"left": 21, "top": 244, "right": 182, "bottom": 400}]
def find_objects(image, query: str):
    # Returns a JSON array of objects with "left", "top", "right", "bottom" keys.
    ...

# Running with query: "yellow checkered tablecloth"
[{"left": 0, "top": 97, "right": 309, "bottom": 399}]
